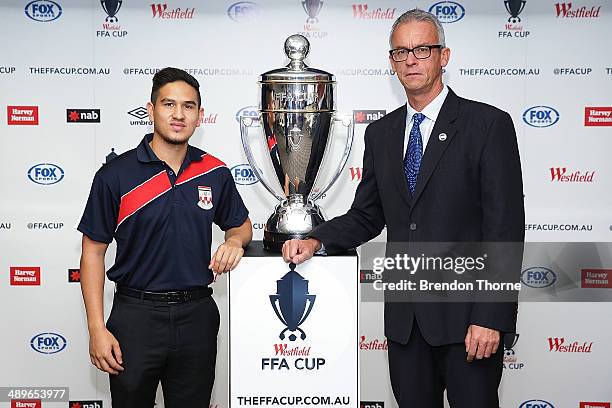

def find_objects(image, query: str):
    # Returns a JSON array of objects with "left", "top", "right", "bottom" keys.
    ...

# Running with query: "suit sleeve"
[
  {"left": 309, "top": 124, "right": 386, "bottom": 254},
  {"left": 470, "top": 110, "right": 525, "bottom": 333}
]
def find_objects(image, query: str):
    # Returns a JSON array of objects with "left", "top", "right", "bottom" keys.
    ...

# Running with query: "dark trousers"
[
  {"left": 388, "top": 319, "right": 503, "bottom": 408},
  {"left": 106, "top": 292, "right": 220, "bottom": 408}
]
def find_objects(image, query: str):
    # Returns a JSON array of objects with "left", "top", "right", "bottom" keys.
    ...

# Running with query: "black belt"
[{"left": 116, "top": 286, "right": 212, "bottom": 303}]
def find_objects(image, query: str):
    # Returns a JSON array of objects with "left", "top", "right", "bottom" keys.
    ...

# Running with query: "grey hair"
[{"left": 389, "top": 8, "right": 446, "bottom": 48}]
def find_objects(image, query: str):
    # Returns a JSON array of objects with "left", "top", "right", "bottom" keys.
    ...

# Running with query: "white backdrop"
[{"left": 1, "top": 0, "right": 611, "bottom": 407}]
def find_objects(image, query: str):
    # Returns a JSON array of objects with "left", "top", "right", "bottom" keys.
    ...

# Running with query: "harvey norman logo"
[
  {"left": 547, "top": 337, "right": 593, "bottom": 353},
  {"left": 7, "top": 106, "right": 39, "bottom": 125},
  {"left": 580, "top": 403, "right": 610, "bottom": 408},
  {"left": 584, "top": 107, "right": 612, "bottom": 126},
  {"left": 581, "top": 269, "right": 612, "bottom": 289},
  {"left": 11, "top": 401, "right": 42, "bottom": 408},
  {"left": 10, "top": 267, "right": 41, "bottom": 286},
  {"left": 549, "top": 167, "right": 595, "bottom": 183}
]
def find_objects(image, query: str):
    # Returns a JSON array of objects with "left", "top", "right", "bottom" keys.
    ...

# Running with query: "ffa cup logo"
[
  {"left": 270, "top": 263, "right": 316, "bottom": 341},
  {"left": 197, "top": 186, "right": 213, "bottom": 210}
]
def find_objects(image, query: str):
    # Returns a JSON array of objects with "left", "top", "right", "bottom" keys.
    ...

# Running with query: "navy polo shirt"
[{"left": 78, "top": 133, "right": 249, "bottom": 291}]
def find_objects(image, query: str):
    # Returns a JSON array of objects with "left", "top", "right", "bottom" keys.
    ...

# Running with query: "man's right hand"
[
  {"left": 89, "top": 327, "right": 124, "bottom": 375},
  {"left": 282, "top": 238, "right": 321, "bottom": 264}
]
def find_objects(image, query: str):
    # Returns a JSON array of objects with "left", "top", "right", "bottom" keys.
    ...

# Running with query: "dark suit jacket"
[{"left": 310, "top": 88, "right": 525, "bottom": 346}]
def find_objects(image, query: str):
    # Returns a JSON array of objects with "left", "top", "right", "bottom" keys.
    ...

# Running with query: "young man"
[
  {"left": 282, "top": 9, "right": 524, "bottom": 408},
  {"left": 78, "top": 67, "right": 252, "bottom": 408}
]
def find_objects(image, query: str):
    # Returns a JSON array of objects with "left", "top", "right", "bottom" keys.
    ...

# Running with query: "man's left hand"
[
  {"left": 464, "top": 324, "right": 500, "bottom": 362},
  {"left": 209, "top": 238, "right": 244, "bottom": 274}
]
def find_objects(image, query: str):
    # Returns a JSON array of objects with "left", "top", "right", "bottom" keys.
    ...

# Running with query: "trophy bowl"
[{"left": 240, "top": 34, "right": 353, "bottom": 251}]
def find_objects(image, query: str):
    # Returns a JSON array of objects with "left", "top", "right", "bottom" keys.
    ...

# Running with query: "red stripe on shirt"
[
  {"left": 117, "top": 171, "right": 172, "bottom": 227},
  {"left": 176, "top": 153, "right": 226, "bottom": 185}
]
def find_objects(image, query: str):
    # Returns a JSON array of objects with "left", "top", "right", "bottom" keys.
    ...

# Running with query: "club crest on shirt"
[{"left": 197, "top": 186, "right": 213, "bottom": 210}]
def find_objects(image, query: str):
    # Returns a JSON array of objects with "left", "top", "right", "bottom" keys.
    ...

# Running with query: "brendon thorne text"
[{"left": 373, "top": 278, "right": 521, "bottom": 292}]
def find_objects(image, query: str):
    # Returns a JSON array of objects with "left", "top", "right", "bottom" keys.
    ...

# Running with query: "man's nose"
[{"left": 173, "top": 105, "right": 184, "bottom": 119}]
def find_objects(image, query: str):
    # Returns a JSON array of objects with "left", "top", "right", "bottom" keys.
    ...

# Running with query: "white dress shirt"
[{"left": 403, "top": 85, "right": 449, "bottom": 156}]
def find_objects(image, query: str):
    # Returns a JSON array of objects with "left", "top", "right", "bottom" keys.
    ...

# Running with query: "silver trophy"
[{"left": 240, "top": 34, "right": 353, "bottom": 251}]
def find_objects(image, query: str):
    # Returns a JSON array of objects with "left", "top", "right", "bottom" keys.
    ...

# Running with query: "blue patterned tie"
[{"left": 404, "top": 113, "right": 425, "bottom": 195}]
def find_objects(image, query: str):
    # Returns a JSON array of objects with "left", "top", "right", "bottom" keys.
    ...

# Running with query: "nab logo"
[
  {"left": 25, "top": 0, "right": 62, "bottom": 22},
  {"left": 69, "top": 401, "right": 103, "bottom": 408},
  {"left": 236, "top": 106, "right": 260, "bottom": 125},
  {"left": 429, "top": 1, "right": 465, "bottom": 23},
  {"left": 27, "top": 163, "right": 64, "bottom": 185},
  {"left": 30, "top": 332, "right": 67, "bottom": 354},
  {"left": 353, "top": 110, "right": 386, "bottom": 124},
  {"left": 227, "top": 2, "right": 258, "bottom": 21},
  {"left": 519, "top": 400, "right": 555, "bottom": 408},
  {"left": 522, "top": 106, "right": 560, "bottom": 128},
  {"left": 231, "top": 164, "right": 259, "bottom": 185},
  {"left": 67, "top": 109, "right": 101, "bottom": 123},
  {"left": 521, "top": 267, "right": 557, "bottom": 288},
  {"left": 361, "top": 402, "right": 385, "bottom": 408},
  {"left": 68, "top": 268, "right": 80, "bottom": 283}
]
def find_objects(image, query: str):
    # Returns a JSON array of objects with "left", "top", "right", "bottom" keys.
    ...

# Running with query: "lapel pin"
[{"left": 438, "top": 132, "right": 447, "bottom": 141}]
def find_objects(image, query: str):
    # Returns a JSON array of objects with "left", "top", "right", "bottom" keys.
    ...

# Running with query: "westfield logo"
[
  {"left": 352, "top": 4, "right": 396, "bottom": 19},
  {"left": 549, "top": 167, "right": 595, "bottom": 182},
  {"left": 150, "top": 4, "right": 195, "bottom": 19},
  {"left": 273, "top": 343, "right": 311, "bottom": 356},
  {"left": 349, "top": 167, "right": 363, "bottom": 181},
  {"left": 555, "top": 3, "right": 601, "bottom": 18},
  {"left": 547, "top": 337, "right": 593, "bottom": 353}
]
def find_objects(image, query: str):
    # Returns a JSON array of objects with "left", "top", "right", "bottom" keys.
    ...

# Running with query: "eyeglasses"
[{"left": 389, "top": 45, "right": 443, "bottom": 62}]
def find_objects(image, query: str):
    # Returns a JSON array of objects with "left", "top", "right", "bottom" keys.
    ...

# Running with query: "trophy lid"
[{"left": 260, "top": 34, "right": 334, "bottom": 83}]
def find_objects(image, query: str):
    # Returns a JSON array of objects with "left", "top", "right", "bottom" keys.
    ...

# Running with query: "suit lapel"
[
  {"left": 385, "top": 104, "right": 413, "bottom": 208},
  {"left": 411, "top": 88, "right": 460, "bottom": 207}
]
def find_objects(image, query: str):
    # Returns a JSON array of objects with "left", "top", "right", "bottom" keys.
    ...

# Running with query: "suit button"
[{"left": 410, "top": 223, "right": 417, "bottom": 231}]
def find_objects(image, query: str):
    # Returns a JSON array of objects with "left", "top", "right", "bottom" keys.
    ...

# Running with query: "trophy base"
[{"left": 262, "top": 195, "right": 325, "bottom": 252}]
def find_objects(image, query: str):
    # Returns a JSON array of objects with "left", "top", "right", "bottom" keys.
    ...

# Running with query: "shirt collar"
[
  {"left": 136, "top": 133, "right": 204, "bottom": 165},
  {"left": 406, "top": 84, "right": 449, "bottom": 124}
]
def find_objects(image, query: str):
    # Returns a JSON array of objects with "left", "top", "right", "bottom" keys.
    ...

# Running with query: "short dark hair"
[{"left": 151, "top": 67, "right": 201, "bottom": 107}]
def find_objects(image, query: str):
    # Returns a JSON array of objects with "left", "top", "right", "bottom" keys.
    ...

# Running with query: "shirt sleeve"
[
  {"left": 214, "top": 168, "right": 249, "bottom": 231},
  {"left": 77, "top": 169, "right": 119, "bottom": 244}
]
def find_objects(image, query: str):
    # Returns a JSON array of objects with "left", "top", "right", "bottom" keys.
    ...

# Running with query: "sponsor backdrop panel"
[{"left": 1, "top": 1, "right": 611, "bottom": 408}]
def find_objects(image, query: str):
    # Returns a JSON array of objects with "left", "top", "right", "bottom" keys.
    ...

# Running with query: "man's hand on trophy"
[
  {"left": 282, "top": 238, "right": 321, "bottom": 264},
  {"left": 209, "top": 237, "right": 245, "bottom": 274}
]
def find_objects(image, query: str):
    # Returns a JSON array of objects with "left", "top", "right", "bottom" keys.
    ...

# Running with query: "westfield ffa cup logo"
[
  {"left": 302, "top": 0, "right": 323, "bottom": 23},
  {"left": 504, "top": 0, "right": 526, "bottom": 23},
  {"left": 270, "top": 263, "right": 316, "bottom": 341},
  {"left": 504, "top": 333, "right": 519, "bottom": 356},
  {"left": 101, "top": 0, "right": 123, "bottom": 22}
]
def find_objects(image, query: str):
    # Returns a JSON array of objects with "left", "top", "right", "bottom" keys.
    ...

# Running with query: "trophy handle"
[
  {"left": 240, "top": 116, "right": 285, "bottom": 201},
  {"left": 297, "top": 295, "right": 316, "bottom": 327},
  {"left": 269, "top": 295, "right": 288, "bottom": 326},
  {"left": 504, "top": 1, "right": 511, "bottom": 15},
  {"left": 309, "top": 114, "right": 354, "bottom": 201},
  {"left": 518, "top": 1, "right": 526, "bottom": 15}
]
